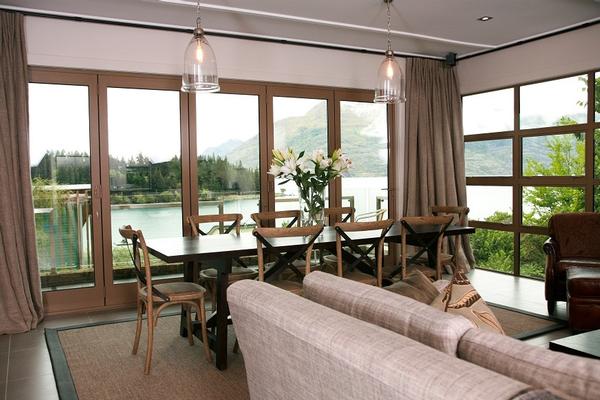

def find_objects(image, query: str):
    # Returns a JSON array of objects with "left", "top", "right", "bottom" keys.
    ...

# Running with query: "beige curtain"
[
  {"left": 0, "top": 11, "right": 44, "bottom": 334},
  {"left": 403, "top": 58, "right": 475, "bottom": 270}
]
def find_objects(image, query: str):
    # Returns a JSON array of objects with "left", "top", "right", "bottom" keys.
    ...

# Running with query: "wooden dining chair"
[
  {"left": 355, "top": 208, "right": 387, "bottom": 222},
  {"left": 430, "top": 206, "right": 470, "bottom": 274},
  {"left": 119, "top": 225, "right": 211, "bottom": 374},
  {"left": 253, "top": 224, "right": 324, "bottom": 295},
  {"left": 320, "top": 207, "right": 356, "bottom": 270},
  {"left": 324, "top": 206, "right": 355, "bottom": 225},
  {"left": 187, "top": 214, "right": 258, "bottom": 310},
  {"left": 251, "top": 210, "right": 301, "bottom": 228},
  {"left": 395, "top": 216, "right": 454, "bottom": 281},
  {"left": 334, "top": 219, "right": 394, "bottom": 287}
]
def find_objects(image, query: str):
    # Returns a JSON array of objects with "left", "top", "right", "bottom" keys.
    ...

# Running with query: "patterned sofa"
[{"left": 229, "top": 272, "right": 600, "bottom": 400}]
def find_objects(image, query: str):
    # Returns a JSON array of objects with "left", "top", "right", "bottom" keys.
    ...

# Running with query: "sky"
[{"left": 463, "top": 74, "right": 589, "bottom": 135}]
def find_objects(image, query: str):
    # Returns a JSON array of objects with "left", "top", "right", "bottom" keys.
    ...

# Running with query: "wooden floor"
[{"left": 0, "top": 269, "right": 573, "bottom": 399}]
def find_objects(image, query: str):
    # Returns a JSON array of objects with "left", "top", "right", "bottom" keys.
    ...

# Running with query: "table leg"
[
  {"left": 180, "top": 261, "right": 195, "bottom": 337},
  {"left": 215, "top": 258, "right": 231, "bottom": 371}
]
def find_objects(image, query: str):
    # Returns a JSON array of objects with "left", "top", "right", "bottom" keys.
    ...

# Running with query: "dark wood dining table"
[{"left": 145, "top": 222, "right": 475, "bottom": 370}]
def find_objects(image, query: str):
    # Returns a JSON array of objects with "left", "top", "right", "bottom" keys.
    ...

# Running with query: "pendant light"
[
  {"left": 374, "top": 0, "right": 405, "bottom": 103},
  {"left": 181, "top": 0, "right": 220, "bottom": 93}
]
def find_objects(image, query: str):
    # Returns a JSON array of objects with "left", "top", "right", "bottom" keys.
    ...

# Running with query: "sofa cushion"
[
  {"left": 557, "top": 258, "right": 600, "bottom": 274},
  {"left": 303, "top": 271, "right": 474, "bottom": 355},
  {"left": 229, "top": 279, "right": 534, "bottom": 400},
  {"left": 385, "top": 270, "right": 440, "bottom": 304},
  {"left": 549, "top": 213, "right": 600, "bottom": 259},
  {"left": 431, "top": 270, "right": 505, "bottom": 335},
  {"left": 458, "top": 328, "right": 600, "bottom": 400}
]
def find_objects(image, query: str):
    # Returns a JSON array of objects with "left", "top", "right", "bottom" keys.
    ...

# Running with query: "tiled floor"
[{"left": 0, "top": 269, "right": 574, "bottom": 400}]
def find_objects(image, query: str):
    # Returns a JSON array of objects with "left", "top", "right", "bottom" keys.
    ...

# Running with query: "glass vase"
[{"left": 298, "top": 186, "right": 325, "bottom": 226}]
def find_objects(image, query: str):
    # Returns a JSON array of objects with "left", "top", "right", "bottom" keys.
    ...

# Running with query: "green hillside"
[{"left": 216, "top": 102, "right": 388, "bottom": 177}]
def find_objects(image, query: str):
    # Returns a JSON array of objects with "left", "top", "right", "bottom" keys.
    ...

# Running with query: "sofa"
[
  {"left": 229, "top": 271, "right": 600, "bottom": 400},
  {"left": 543, "top": 212, "right": 600, "bottom": 313}
]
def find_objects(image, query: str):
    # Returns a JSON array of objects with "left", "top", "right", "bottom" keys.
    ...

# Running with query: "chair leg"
[
  {"left": 186, "top": 305, "right": 194, "bottom": 346},
  {"left": 144, "top": 306, "right": 154, "bottom": 375},
  {"left": 197, "top": 298, "right": 212, "bottom": 362},
  {"left": 132, "top": 299, "right": 143, "bottom": 355},
  {"left": 208, "top": 280, "right": 217, "bottom": 312},
  {"left": 233, "top": 339, "right": 240, "bottom": 354}
]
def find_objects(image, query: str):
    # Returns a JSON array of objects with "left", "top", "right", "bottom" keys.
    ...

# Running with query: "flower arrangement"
[{"left": 269, "top": 148, "right": 352, "bottom": 225}]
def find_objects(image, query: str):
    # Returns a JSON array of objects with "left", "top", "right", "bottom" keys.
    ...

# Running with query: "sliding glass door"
[
  {"left": 100, "top": 76, "right": 187, "bottom": 305},
  {"left": 193, "top": 84, "right": 265, "bottom": 229},
  {"left": 29, "top": 70, "right": 104, "bottom": 312}
]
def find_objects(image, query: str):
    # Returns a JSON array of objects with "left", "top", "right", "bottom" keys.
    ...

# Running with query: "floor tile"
[
  {"left": 39, "top": 314, "right": 90, "bottom": 329},
  {"left": 6, "top": 374, "right": 58, "bottom": 400},
  {"left": 7, "top": 348, "right": 53, "bottom": 381},
  {"left": 9, "top": 331, "right": 46, "bottom": 353}
]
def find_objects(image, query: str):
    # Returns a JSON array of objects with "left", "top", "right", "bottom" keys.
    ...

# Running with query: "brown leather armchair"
[{"left": 543, "top": 212, "right": 600, "bottom": 313}]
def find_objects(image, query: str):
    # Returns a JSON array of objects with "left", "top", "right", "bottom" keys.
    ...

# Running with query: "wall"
[
  {"left": 24, "top": 15, "right": 405, "bottom": 213},
  {"left": 457, "top": 24, "right": 600, "bottom": 94}
]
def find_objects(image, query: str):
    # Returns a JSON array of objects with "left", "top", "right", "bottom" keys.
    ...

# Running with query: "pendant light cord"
[
  {"left": 195, "top": 0, "right": 201, "bottom": 30},
  {"left": 386, "top": 0, "right": 392, "bottom": 52}
]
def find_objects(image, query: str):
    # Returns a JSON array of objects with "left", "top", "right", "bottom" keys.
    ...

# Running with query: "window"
[
  {"left": 29, "top": 68, "right": 396, "bottom": 312},
  {"left": 520, "top": 75, "right": 587, "bottom": 129},
  {"left": 340, "top": 101, "right": 388, "bottom": 217},
  {"left": 464, "top": 70, "right": 599, "bottom": 278},
  {"left": 29, "top": 83, "right": 96, "bottom": 291},
  {"left": 107, "top": 87, "right": 183, "bottom": 283},
  {"left": 196, "top": 92, "right": 260, "bottom": 229},
  {"left": 272, "top": 96, "right": 329, "bottom": 211},
  {"left": 463, "top": 88, "right": 513, "bottom": 134},
  {"left": 465, "top": 139, "right": 512, "bottom": 177}
]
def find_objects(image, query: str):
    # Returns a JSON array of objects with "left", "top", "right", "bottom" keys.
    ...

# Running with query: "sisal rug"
[
  {"left": 46, "top": 316, "right": 249, "bottom": 400},
  {"left": 489, "top": 304, "right": 566, "bottom": 339}
]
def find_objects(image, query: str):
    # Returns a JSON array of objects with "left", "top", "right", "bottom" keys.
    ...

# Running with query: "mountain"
[
  {"left": 212, "top": 102, "right": 388, "bottom": 177},
  {"left": 202, "top": 139, "right": 244, "bottom": 158}
]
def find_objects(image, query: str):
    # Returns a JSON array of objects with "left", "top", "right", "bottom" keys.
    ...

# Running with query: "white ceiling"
[{"left": 2, "top": 0, "right": 600, "bottom": 59}]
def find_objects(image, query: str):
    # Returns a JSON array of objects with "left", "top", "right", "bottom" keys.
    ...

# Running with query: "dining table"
[{"left": 145, "top": 222, "right": 475, "bottom": 370}]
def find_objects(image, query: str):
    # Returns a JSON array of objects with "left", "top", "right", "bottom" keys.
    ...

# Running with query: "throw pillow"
[
  {"left": 385, "top": 270, "right": 440, "bottom": 304},
  {"left": 431, "top": 271, "right": 505, "bottom": 335}
]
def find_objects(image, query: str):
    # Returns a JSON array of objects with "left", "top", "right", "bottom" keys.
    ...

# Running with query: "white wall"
[
  {"left": 457, "top": 24, "right": 600, "bottom": 94},
  {"left": 25, "top": 16, "right": 400, "bottom": 90},
  {"left": 24, "top": 16, "right": 405, "bottom": 214}
]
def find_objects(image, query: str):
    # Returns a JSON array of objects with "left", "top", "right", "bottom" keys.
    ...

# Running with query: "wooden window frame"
[
  {"left": 28, "top": 67, "right": 398, "bottom": 313},
  {"left": 464, "top": 70, "right": 600, "bottom": 278}
]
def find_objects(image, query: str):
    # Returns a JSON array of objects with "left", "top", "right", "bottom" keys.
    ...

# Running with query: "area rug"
[
  {"left": 489, "top": 304, "right": 566, "bottom": 339},
  {"left": 46, "top": 316, "right": 249, "bottom": 400}
]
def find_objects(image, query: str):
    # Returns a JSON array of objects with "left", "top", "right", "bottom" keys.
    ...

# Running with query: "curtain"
[
  {"left": 0, "top": 11, "right": 44, "bottom": 334},
  {"left": 403, "top": 58, "right": 476, "bottom": 270}
]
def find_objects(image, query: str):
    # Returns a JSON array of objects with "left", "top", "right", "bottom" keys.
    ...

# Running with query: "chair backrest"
[
  {"left": 548, "top": 212, "right": 600, "bottom": 258},
  {"left": 355, "top": 208, "right": 386, "bottom": 222},
  {"left": 187, "top": 213, "right": 243, "bottom": 236},
  {"left": 430, "top": 205, "right": 470, "bottom": 260},
  {"left": 399, "top": 216, "right": 453, "bottom": 279},
  {"left": 324, "top": 207, "right": 355, "bottom": 225},
  {"left": 118, "top": 225, "right": 168, "bottom": 302},
  {"left": 253, "top": 224, "right": 323, "bottom": 281},
  {"left": 251, "top": 210, "right": 301, "bottom": 228},
  {"left": 334, "top": 219, "right": 394, "bottom": 287}
]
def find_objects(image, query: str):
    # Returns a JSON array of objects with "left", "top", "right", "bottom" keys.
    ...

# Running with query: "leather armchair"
[{"left": 543, "top": 212, "right": 600, "bottom": 313}]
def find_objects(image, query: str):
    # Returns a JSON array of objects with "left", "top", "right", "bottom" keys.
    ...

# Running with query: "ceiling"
[{"left": 2, "top": 0, "right": 600, "bottom": 59}]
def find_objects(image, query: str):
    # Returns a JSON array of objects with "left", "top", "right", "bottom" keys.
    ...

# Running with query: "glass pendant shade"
[
  {"left": 374, "top": 50, "right": 405, "bottom": 103},
  {"left": 181, "top": 27, "right": 220, "bottom": 93}
]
